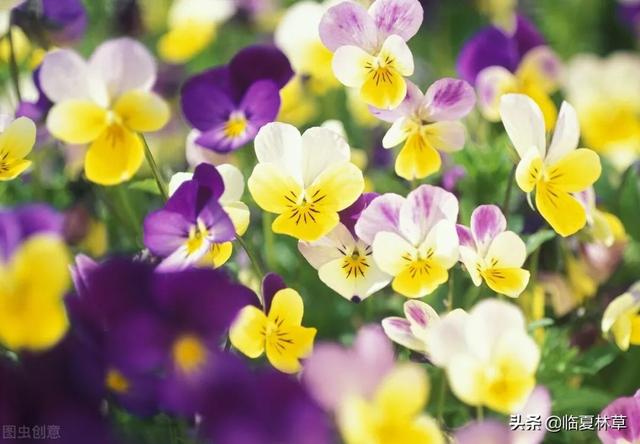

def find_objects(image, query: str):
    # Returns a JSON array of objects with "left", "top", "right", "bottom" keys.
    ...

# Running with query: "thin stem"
[
  {"left": 7, "top": 25, "right": 22, "bottom": 104},
  {"left": 446, "top": 274, "right": 454, "bottom": 312},
  {"left": 528, "top": 246, "right": 541, "bottom": 289},
  {"left": 139, "top": 134, "right": 168, "bottom": 201},
  {"left": 476, "top": 405, "right": 484, "bottom": 422},
  {"left": 115, "top": 185, "right": 142, "bottom": 247},
  {"left": 261, "top": 212, "right": 275, "bottom": 270},
  {"left": 235, "top": 234, "right": 265, "bottom": 280},
  {"left": 501, "top": 164, "right": 517, "bottom": 218},
  {"left": 436, "top": 369, "right": 448, "bottom": 425}
]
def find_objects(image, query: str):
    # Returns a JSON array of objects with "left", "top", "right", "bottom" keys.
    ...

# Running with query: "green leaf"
[
  {"left": 618, "top": 165, "right": 640, "bottom": 241},
  {"left": 550, "top": 385, "right": 614, "bottom": 414},
  {"left": 525, "top": 229, "right": 556, "bottom": 255},
  {"left": 128, "top": 179, "right": 161, "bottom": 196}
]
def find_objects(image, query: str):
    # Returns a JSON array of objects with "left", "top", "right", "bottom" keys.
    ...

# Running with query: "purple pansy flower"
[
  {"left": 15, "top": 0, "right": 87, "bottom": 45},
  {"left": 181, "top": 45, "right": 293, "bottom": 153},
  {"left": 143, "top": 163, "right": 236, "bottom": 270},
  {"left": 598, "top": 389, "right": 640, "bottom": 443},
  {"left": 457, "top": 15, "right": 544, "bottom": 84},
  {"left": 0, "top": 203, "right": 63, "bottom": 261}
]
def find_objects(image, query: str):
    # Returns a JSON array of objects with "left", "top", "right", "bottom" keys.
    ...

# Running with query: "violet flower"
[
  {"left": 598, "top": 389, "right": 640, "bottom": 444},
  {"left": 181, "top": 45, "right": 293, "bottom": 153}
]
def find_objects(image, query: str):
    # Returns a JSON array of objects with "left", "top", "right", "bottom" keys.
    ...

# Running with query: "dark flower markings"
[
  {"left": 285, "top": 189, "right": 326, "bottom": 225},
  {"left": 433, "top": 80, "right": 466, "bottom": 107},
  {"left": 338, "top": 244, "right": 372, "bottom": 279},
  {"left": 365, "top": 55, "right": 396, "bottom": 86},
  {"left": 262, "top": 315, "right": 295, "bottom": 355},
  {"left": 478, "top": 257, "right": 508, "bottom": 285},
  {"left": 402, "top": 247, "right": 435, "bottom": 279}
]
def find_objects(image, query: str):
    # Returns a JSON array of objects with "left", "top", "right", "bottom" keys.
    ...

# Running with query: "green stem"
[
  {"left": 446, "top": 274, "right": 454, "bottom": 312},
  {"left": 476, "top": 405, "right": 484, "bottom": 422},
  {"left": 139, "top": 134, "right": 168, "bottom": 201},
  {"left": 262, "top": 212, "right": 275, "bottom": 270},
  {"left": 115, "top": 184, "right": 141, "bottom": 247},
  {"left": 501, "top": 164, "right": 516, "bottom": 218},
  {"left": 528, "top": 246, "right": 541, "bottom": 289},
  {"left": 436, "top": 369, "right": 448, "bottom": 425},
  {"left": 235, "top": 234, "right": 265, "bottom": 280},
  {"left": 7, "top": 25, "right": 22, "bottom": 104}
]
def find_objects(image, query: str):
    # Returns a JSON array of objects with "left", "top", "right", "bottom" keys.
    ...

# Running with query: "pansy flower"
[
  {"left": 598, "top": 389, "right": 640, "bottom": 444},
  {"left": 319, "top": 0, "right": 423, "bottom": 109},
  {"left": 428, "top": 299, "right": 540, "bottom": 414},
  {"left": 158, "top": 0, "right": 236, "bottom": 64},
  {"left": 144, "top": 163, "right": 235, "bottom": 270},
  {"left": 167, "top": 163, "right": 250, "bottom": 268},
  {"left": 230, "top": 279, "right": 317, "bottom": 374},
  {"left": 355, "top": 185, "right": 459, "bottom": 298},
  {"left": 499, "top": 94, "right": 602, "bottom": 237},
  {"left": 0, "top": 115, "right": 36, "bottom": 180},
  {"left": 381, "top": 300, "right": 439, "bottom": 357},
  {"left": 181, "top": 45, "right": 293, "bottom": 153},
  {"left": 601, "top": 282, "right": 640, "bottom": 351},
  {"left": 40, "top": 37, "right": 170, "bottom": 185},
  {"left": 0, "top": 204, "right": 70, "bottom": 352},
  {"left": 576, "top": 186, "right": 627, "bottom": 247},
  {"left": 456, "top": 205, "right": 530, "bottom": 297},
  {"left": 371, "top": 78, "right": 476, "bottom": 180},
  {"left": 298, "top": 193, "right": 391, "bottom": 302},
  {"left": 457, "top": 15, "right": 562, "bottom": 127},
  {"left": 248, "top": 122, "right": 364, "bottom": 242}
]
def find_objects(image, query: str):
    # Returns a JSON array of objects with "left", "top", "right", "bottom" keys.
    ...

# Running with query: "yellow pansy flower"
[
  {"left": 602, "top": 283, "right": 640, "bottom": 351},
  {"left": 230, "top": 288, "right": 317, "bottom": 373},
  {"left": 40, "top": 38, "right": 170, "bottom": 185},
  {"left": 0, "top": 115, "right": 35, "bottom": 181},
  {"left": 500, "top": 94, "right": 602, "bottom": 237}
]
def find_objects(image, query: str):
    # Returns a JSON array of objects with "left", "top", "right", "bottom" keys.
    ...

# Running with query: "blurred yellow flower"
[
  {"left": 0, "top": 115, "right": 35, "bottom": 181},
  {"left": 602, "top": 283, "right": 640, "bottom": 351}
]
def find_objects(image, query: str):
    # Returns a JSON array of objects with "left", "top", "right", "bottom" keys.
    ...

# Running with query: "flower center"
[
  {"left": 223, "top": 112, "right": 248, "bottom": 139},
  {"left": 263, "top": 316, "right": 295, "bottom": 354},
  {"left": 172, "top": 334, "right": 207, "bottom": 374},
  {"left": 105, "top": 368, "right": 130, "bottom": 394},
  {"left": 364, "top": 55, "right": 397, "bottom": 86},
  {"left": 401, "top": 248, "right": 435, "bottom": 278},
  {"left": 285, "top": 189, "right": 326, "bottom": 226},
  {"left": 341, "top": 247, "right": 371, "bottom": 279},
  {"left": 185, "top": 219, "right": 209, "bottom": 254}
]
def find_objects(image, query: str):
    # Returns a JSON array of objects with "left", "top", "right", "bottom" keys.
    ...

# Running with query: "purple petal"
[
  {"left": 240, "top": 79, "right": 281, "bottom": 128},
  {"left": 42, "top": 0, "right": 88, "bottom": 45},
  {"left": 143, "top": 209, "right": 192, "bottom": 257},
  {"left": 198, "top": 201, "right": 236, "bottom": 243},
  {"left": 400, "top": 185, "right": 459, "bottom": 242},
  {"left": 16, "top": 204, "right": 65, "bottom": 238},
  {"left": 598, "top": 390, "right": 640, "bottom": 444},
  {"left": 454, "top": 420, "right": 512, "bottom": 444},
  {"left": 228, "top": 45, "right": 293, "bottom": 97},
  {"left": 470, "top": 205, "right": 506, "bottom": 251},
  {"left": 423, "top": 78, "right": 476, "bottom": 121},
  {"left": 512, "top": 15, "right": 545, "bottom": 59},
  {"left": 181, "top": 67, "right": 235, "bottom": 132},
  {"left": 514, "top": 386, "right": 551, "bottom": 444},
  {"left": 262, "top": 273, "right": 287, "bottom": 313},
  {"left": 70, "top": 254, "right": 98, "bottom": 299},
  {"left": 319, "top": 1, "right": 378, "bottom": 53},
  {"left": 354, "top": 193, "right": 405, "bottom": 245},
  {"left": 456, "top": 224, "right": 475, "bottom": 249},
  {"left": 195, "top": 125, "right": 244, "bottom": 153},
  {"left": 339, "top": 192, "right": 379, "bottom": 236},
  {"left": 404, "top": 300, "right": 437, "bottom": 329},
  {"left": 442, "top": 165, "right": 466, "bottom": 192},
  {"left": 193, "top": 163, "right": 225, "bottom": 200},
  {"left": 456, "top": 26, "right": 519, "bottom": 84},
  {"left": 368, "top": 0, "right": 423, "bottom": 42}
]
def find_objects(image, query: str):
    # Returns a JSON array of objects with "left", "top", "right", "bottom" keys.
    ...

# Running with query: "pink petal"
[
  {"left": 369, "top": 80, "right": 424, "bottom": 123},
  {"left": 39, "top": 49, "right": 103, "bottom": 104},
  {"left": 368, "top": 0, "right": 423, "bottom": 43},
  {"left": 319, "top": 1, "right": 378, "bottom": 53},
  {"left": 354, "top": 193, "right": 404, "bottom": 245},
  {"left": 399, "top": 185, "right": 459, "bottom": 244},
  {"left": 456, "top": 224, "right": 476, "bottom": 249},
  {"left": 404, "top": 300, "right": 438, "bottom": 330},
  {"left": 381, "top": 317, "right": 424, "bottom": 352},
  {"left": 423, "top": 78, "right": 476, "bottom": 121},
  {"left": 454, "top": 420, "right": 512, "bottom": 444},
  {"left": 470, "top": 204, "right": 506, "bottom": 253},
  {"left": 513, "top": 386, "right": 551, "bottom": 444}
]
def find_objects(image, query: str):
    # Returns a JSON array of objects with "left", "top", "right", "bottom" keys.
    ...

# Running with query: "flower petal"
[
  {"left": 300, "top": 126, "right": 351, "bottom": 188},
  {"left": 307, "top": 162, "right": 365, "bottom": 213},
  {"left": 535, "top": 185, "right": 587, "bottom": 235},
  {"left": 427, "top": 308, "right": 469, "bottom": 367},
  {"left": 265, "top": 324, "right": 316, "bottom": 373},
  {"left": 228, "top": 44, "right": 294, "bottom": 94},
  {"left": 229, "top": 305, "right": 268, "bottom": 358},
  {"left": 545, "top": 101, "right": 580, "bottom": 166},
  {"left": 424, "top": 121, "right": 466, "bottom": 152},
  {"left": 399, "top": 185, "right": 459, "bottom": 246},
  {"left": 499, "top": 93, "right": 546, "bottom": 159},
  {"left": 374, "top": 364, "right": 428, "bottom": 419},
  {"left": 268, "top": 288, "right": 304, "bottom": 326},
  {"left": 239, "top": 79, "right": 281, "bottom": 132},
  {"left": 370, "top": 80, "right": 424, "bottom": 123},
  {"left": 381, "top": 316, "right": 425, "bottom": 352},
  {"left": 515, "top": 147, "right": 543, "bottom": 193},
  {"left": 394, "top": 134, "right": 441, "bottom": 180},
  {"left": 382, "top": 117, "right": 410, "bottom": 148},
  {"left": 84, "top": 124, "right": 144, "bottom": 185},
  {"left": 456, "top": 26, "right": 518, "bottom": 84},
  {"left": 248, "top": 163, "right": 304, "bottom": 213},
  {"left": 319, "top": 1, "right": 377, "bottom": 52},
  {"left": 355, "top": 193, "right": 405, "bottom": 245},
  {"left": 423, "top": 78, "right": 476, "bottom": 121},
  {"left": 47, "top": 100, "right": 108, "bottom": 144},
  {"left": 0, "top": 116, "right": 35, "bottom": 159},
  {"left": 180, "top": 67, "right": 235, "bottom": 131},
  {"left": 470, "top": 204, "right": 507, "bottom": 254},
  {"left": 372, "top": 231, "right": 414, "bottom": 276},
  {"left": 114, "top": 90, "right": 169, "bottom": 133},
  {"left": 485, "top": 230, "right": 527, "bottom": 268},
  {"left": 368, "top": 0, "right": 423, "bottom": 42},
  {"left": 476, "top": 65, "right": 518, "bottom": 121},
  {"left": 404, "top": 299, "right": 439, "bottom": 332},
  {"left": 546, "top": 148, "right": 601, "bottom": 192},
  {"left": 516, "top": 46, "right": 563, "bottom": 94},
  {"left": 254, "top": 122, "right": 303, "bottom": 183},
  {"left": 332, "top": 45, "right": 372, "bottom": 88},
  {"left": 318, "top": 254, "right": 390, "bottom": 301}
]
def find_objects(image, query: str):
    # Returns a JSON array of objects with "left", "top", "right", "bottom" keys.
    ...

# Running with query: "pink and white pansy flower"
[
  {"left": 355, "top": 185, "right": 460, "bottom": 299},
  {"left": 319, "top": 0, "right": 423, "bottom": 109},
  {"left": 381, "top": 300, "right": 440, "bottom": 357},
  {"left": 372, "top": 78, "right": 476, "bottom": 180},
  {"left": 456, "top": 205, "right": 530, "bottom": 298}
]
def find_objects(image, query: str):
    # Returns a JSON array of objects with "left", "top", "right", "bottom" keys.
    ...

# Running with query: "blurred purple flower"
[
  {"left": 0, "top": 203, "right": 63, "bottom": 261},
  {"left": 181, "top": 45, "right": 293, "bottom": 153},
  {"left": 457, "top": 15, "right": 544, "bottom": 84},
  {"left": 618, "top": 3, "right": 640, "bottom": 35},
  {"left": 15, "top": 67, "right": 53, "bottom": 144},
  {"left": 598, "top": 389, "right": 640, "bottom": 444},
  {"left": 143, "top": 163, "right": 235, "bottom": 270},
  {"left": 15, "top": 0, "right": 87, "bottom": 45},
  {"left": 441, "top": 165, "right": 466, "bottom": 192}
]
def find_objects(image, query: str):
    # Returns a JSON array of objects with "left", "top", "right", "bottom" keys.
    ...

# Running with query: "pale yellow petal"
[
  {"left": 229, "top": 305, "right": 267, "bottom": 358},
  {"left": 535, "top": 182, "right": 587, "bottom": 237},
  {"left": 47, "top": 100, "right": 108, "bottom": 144},
  {"left": 113, "top": 90, "right": 170, "bottom": 133}
]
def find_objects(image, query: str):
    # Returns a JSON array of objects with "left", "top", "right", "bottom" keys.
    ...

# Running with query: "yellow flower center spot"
[
  {"left": 223, "top": 112, "right": 248, "bottom": 139},
  {"left": 185, "top": 219, "right": 209, "bottom": 254},
  {"left": 172, "top": 334, "right": 208, "bottom": 374},
  {"left": 483, "top": 358, "right": 534, "bottom": 413},
  {"left": 105, "top": 368, "right": 130, "bottom": 394},
  {"left": 401, "top": 248, "right": 435, "bottom": 278},
  {"left": 341, "top": 247, "right": 371, "bottom": 279},
  {"left": 263, "top": 317, "right": 295, "bottom": 355},
  {"left": 285, "top": 189, "right": 325, "bottom": 226},
  {"left": 364, "top": 55, "right": 398, "bottom": 87}
]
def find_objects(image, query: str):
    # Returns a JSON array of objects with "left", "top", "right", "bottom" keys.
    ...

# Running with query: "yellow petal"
[
  {"left": 248, "top": 163, "right": 304, "bottom": 214},
  {"left": 272, "top": 208, "right": 339, "bottom": 242},
  {"left": 0, "top": 116, "right": 36, "bottom": 159},
  {"left": 229, "top": 305, "right": 267, "bottom": 358},
  {"left": 158, "top": 22, "right": 216, "bottom": 63},
  {"left": 47, "top": 100, "right": 108, "bottom": 144},
  {"left": 535, "top": 182, "right": 587, "bottom": 237},
  {"left": 360, "top": 67, "right": 407, "bottom": 109},
  {"left": 114, "top": 90, "right": 170, "bottom": 133},
  {"left": 224, "top": 202, "right": 250, "bottom": 236},
  {"left": 265, "top": 324, "right": 316, "bottom": 373},
  {"left": 392, "top": 260, "right": 449, "bottom": 299},
  {"left": 338, "top": 396, "right": 377, "bottom": 444},
  {"left": 307, "top": 162, "right": 364, "bottom": 213},
  {"left": 394, "top": 133, "right": 441, "bottom": 180},
  {"left": 629, "top": 315, "right": 640, "bottom": 346},
  {"left": 0, "top": 159, "right": 31, "bottom": 181},
  {"left": 484, "top": 357, "right": 536, "bottom": 414},
  {"left": 84, "top": 124, "right": 145, "bottom": 185},
  {"left": 546, "top": 148, "right": 601, "bottom": 192},
  {"left": 0, "top": 300, "right": 68, "bottom": 351},
  {"left": 481, "top": 267, "right": 530, "bottom": 298},
  {"left": 198, "top": 241, "right": 233, "bottom": 268},
  {"left": 520, "top": 84, "right": 557, "bottom": 130},
  {"left": 515, "top": 148, "right": 543, "bottom": 193},
  {"left": 268, "top": 288, "right": 304, "bottom": 326},
  {"left": 374, "top": 364, "right": 428, "bottom": 420},
  {"left": 612, "top": 315, "right": 633, "bottom": 351}
]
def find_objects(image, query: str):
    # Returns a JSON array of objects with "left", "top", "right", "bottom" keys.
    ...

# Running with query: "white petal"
[
  {"left": 168, "top": 171, "right": 193, "bottom": 196},
  {"left": 332, "top": 45, "right": 372, "bottom": 88},
  {"left": 254, "top": 122, "right": 303, "bottom": 184},
  {"left": 381, "top": 317, "right": 426, "bottom": 352},
  {"left": 447, "top": 354, "right": 486, "bottom": 406},
  {"left": 382, "top": 117, "right": 410, "bottom": 148},
  {"left": 399, "top": 185, "right": 459, "bottom": 246},
  {"left": 169, "top": 0, "right": 235, "bottom": 26},
  {"left": 318, "top": 254, "right": 391, "bottom": 301},
  {"left": 403, "top": 300, "right": 439, "bottom": 342},
  {"left": 485, "top": 231, "right": 527, "bottom": 268},
  {"left": 298, "top": 223, "right": 355, "bottom": 269},
  {"left": 300, "top": 126, "right": 351, "bottom": 188},
  {"left": 427, "top": 308, "right": 470, "bottom": 367},
  {"left": 425, "top": 121, "right": 466, "bottom": 153},
  {"left": 499, "top": 94, "right": 547, "bottom": 159},
  {"left": 274, "top": 1, "right": 324, "bottom": 71},
  {"left": 459, "top": 245, "right": 482, "bottom": 286},
  {"left": 372, "top": 231, "right": 415, "bottom": 276},
  {"left": 217, "top": 163, "right": 245, "bottom": 203},
  {"left": 40, "top": 49, "right": 107, "bottom": 105},
  {"left": 420, "top": 219, "right": 459, "bottom": 269},
  {"left": 379, "top": 34, "right": 414, "bottom": 76},
  {"left": 545, "top": 101, "right": 579, "bottom": 165}
]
